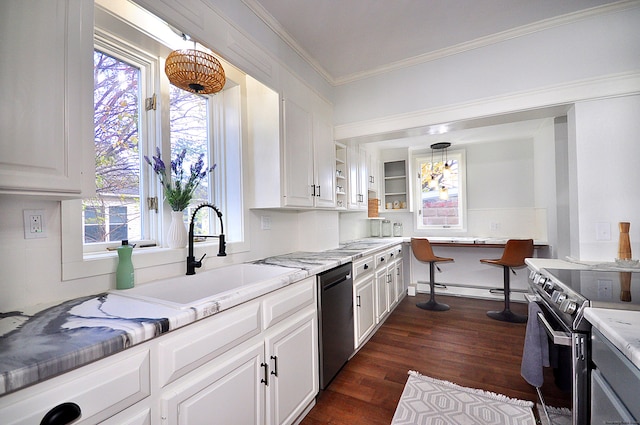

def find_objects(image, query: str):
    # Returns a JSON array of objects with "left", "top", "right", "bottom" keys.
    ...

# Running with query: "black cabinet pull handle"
[
  {"left": 270, "top": 355, "right": 278, "bottom": 377},
  {"left": 261, "top": 362, "right": 269, "bottom": 386},
  {"left": 357, "top": 295, "right": 361, "bottom": 307},
  {"left": 40, "top": 402, "right": 81, "bottom": 425},
  {"left": 363, "top": 264, "right": 369, "bottom": 270}
]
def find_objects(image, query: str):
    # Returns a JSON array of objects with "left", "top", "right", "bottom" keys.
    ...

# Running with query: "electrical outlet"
[
  {"left": 23, "top": 209, "right": 47, "bottom": 239},
  {"left": 597, "top": 279, "right": 613, "bottom": 300}
]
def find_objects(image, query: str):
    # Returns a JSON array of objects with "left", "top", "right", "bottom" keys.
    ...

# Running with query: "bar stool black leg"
[
  {"left": 417, "top": 262, "right": 450, "bottom": 311},
  {"left": 487, "top": 266, "right": 527, "bottom": 323}
]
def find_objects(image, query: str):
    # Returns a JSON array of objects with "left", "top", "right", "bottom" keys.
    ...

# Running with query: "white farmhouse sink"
[{"left": 112, "top": 263, "right": 300, "bottom": 311}]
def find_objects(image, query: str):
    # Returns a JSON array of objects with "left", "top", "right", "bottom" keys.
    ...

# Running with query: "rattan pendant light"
[{"left": 165, "top": 48, "right": 225, "bottom": 94}]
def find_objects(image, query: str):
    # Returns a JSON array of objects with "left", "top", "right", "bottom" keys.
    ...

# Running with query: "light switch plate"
[
  {"left": 595, "top": 222, "right": 611, "bottom": 241},
  {"left": 261, "top": 215, "right": 271, "bottom": 230},
  {"left": 23, "top": 209, "right": 47, "bottom": 239}
]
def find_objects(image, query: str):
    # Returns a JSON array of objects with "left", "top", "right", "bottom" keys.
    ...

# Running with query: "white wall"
[
  {"left": 333, "top": 5, "right": 640, "bottom": 127},
  {"left": 0, "top": 196, "right": 304, "bottom": 311},
  {"left": 568, "top": 94, "right": 640, "bottom": 261}
]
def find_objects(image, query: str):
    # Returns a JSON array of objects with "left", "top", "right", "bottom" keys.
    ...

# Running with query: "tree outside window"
[
  {"left": 416, "top": 152, "right": 465, "bottom": 230},
  {"left": 83, "top": 50, "right": 141, "bottom": 244}
]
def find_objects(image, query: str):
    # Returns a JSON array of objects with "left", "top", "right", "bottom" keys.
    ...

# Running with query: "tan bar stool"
[
  {"left": 411, "top": 238, "right": 453, "bottom": 311},
  {"left": 480, "top": 239, "right": 534, "bottom": 323}
]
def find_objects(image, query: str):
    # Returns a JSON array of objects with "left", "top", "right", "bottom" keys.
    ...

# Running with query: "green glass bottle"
[{"left": 116, "top": 240, "right": 134, "bottom": 290}]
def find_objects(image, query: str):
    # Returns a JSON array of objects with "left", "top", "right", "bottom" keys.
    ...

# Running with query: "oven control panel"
[{"left": 528, "top": 270, "right": 580, "bottom": 316}]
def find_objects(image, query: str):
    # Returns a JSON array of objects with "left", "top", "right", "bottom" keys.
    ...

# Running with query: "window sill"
[{"left": 62, "top": 200, "right": 249, "bottom": 282}]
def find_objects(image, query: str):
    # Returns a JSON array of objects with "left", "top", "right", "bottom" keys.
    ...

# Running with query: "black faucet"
[{"left": 186, "top": 203, "right": 227, "bottom": 275}]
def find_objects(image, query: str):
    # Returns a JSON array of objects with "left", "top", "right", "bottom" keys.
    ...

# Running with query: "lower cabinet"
[
  {"left": 0, "top": 346, "right": 151, "bottom": 425},
  {"left": 265, "top": 308, "right": 318, "bottom": 425},
  {"left": 161, "top": 307, "right": 317, "bottom": 425},
  {"left": 354, "top": 274, "right": 376, "bottom": 348},
  {"left": 591, "top": 327, "right": 639, "bottom": 423},
  {"left": 354, "top": 244, "right": 405, "bottom": 350},
  {"left": 161, "top": 340, "right": 265, "bottom": 425},
  {"left": 160, "top": 277, "right": 318, "bottom": 425},
  {"left": 375, "top": 267, "right": 391, "bottom": 322},
  {"left": 0, "top": 277, "right": 318, "bottom": 425}
]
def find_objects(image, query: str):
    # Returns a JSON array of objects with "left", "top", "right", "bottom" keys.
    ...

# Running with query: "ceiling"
[
  {"left": 246, "top": 0, "right": 620, "bottom": 85},
  {"left": 243, "top": 0, "right": 619, "bottom": 146}
]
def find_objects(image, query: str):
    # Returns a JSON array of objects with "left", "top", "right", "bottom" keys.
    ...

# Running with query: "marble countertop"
[
  {"left": 584, "top": 308, "right": 640, "bottom": 370},
  {"left": 0, "top": 238, "right": 403, "bottom": 396}
]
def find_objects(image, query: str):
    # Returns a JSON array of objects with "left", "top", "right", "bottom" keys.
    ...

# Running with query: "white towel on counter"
[{"left": 520, "top": 302, "right": 550, "bottom": 387}]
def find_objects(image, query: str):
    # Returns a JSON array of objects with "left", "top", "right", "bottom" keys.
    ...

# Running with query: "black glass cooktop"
[{"left": 544, "top": 268, "right": 640, "bottom": 310}]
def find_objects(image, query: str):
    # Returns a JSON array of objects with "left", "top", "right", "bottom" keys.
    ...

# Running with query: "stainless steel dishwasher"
[{"left": 317, "top": 262, "right": 354, "bottom": 389}]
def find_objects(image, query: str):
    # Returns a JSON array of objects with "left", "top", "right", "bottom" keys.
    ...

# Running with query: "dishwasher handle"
[{"left": 322, "top": 273, "right": 352, "bottom": 291}]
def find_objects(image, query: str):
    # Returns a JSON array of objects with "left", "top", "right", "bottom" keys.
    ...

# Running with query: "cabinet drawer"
[
  {"left": 158, "top": 301, "right": 262, "bottom": 387},
  {"left": 388, "top": 245, "right": 402, "bottom": 262},
  {"left": 353, "top": 255, "right": 374, "bottom": 280},
  {"left": 263, "top": 277, "right": 315, "bottom": 329},
  {"left": 0, "top": 347, "right": 150, "bottom": 425},
  {"left": 374, "top": 250, "right": 391, "bottom": 268},
  {"left": 592, "top": 328, "right": 640, "bottom": 419}
]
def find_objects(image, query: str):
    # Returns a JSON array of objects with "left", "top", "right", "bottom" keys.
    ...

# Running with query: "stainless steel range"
[{"left": 527, "top": 265, "right": 640, "bottom": 425}]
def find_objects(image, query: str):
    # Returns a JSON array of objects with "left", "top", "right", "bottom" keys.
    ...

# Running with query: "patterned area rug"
[
  {"left": 391, "top": 371, "right": 536, "bottom": 425},
  {"left": 537, "top": 404, "right": 572, "bottom": 425}
]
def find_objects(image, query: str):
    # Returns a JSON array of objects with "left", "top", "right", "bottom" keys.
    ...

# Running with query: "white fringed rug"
[
  {"left": 391, "top": 371, "right": 536, "bottom": 425},
  {"left": 537, "top": 404, "right": 572, "bottom": 425}
]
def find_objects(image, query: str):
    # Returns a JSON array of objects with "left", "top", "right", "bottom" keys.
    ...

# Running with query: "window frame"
[
  {"left": 82, "top": 32, "right": 159, "bottom": 253},
  {"left": 61, "top": 1, "right": 248, "bottom": 281},
  {"left": 412, "top": 148, "right": 467, "bottom": 231}
]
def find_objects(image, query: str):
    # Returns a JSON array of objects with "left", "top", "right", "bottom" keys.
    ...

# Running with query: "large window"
[
  {"left": 81, "top": 11, "right": 243, "bottom": 253},
  {"left": 83, "top": 49, "right": 144, "bottom": 246},
  {"left": 414, "top": 150, "right": 466, "bottom": 230}
]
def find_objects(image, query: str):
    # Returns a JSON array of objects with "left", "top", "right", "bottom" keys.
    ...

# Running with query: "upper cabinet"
[
  {"left": 382, "top": 160, "right": 408, "bottom": 211},
  {"left": 249, "top": 72, "right": 335, "bottom": 210},
  {"left": 0, "top": 0, "right": 94, "bottom": 198},
  {"left": 347, "top": 145, "right": 368, "bottom": 211},
  {"left": 282, "top": 98, "right": 335, "bottom": 208}
]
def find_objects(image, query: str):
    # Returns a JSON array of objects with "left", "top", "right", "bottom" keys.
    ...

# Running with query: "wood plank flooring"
[{"left": 301, "top": 294, "right": 571, "bottom": 425}]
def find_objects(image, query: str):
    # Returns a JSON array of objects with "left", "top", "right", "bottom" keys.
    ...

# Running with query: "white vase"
[{"left": 167, "top": 211, "right": 189, "bottom": 249}]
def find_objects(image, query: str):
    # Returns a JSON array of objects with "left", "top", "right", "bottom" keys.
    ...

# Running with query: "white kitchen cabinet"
[
  {"left": 265, "top": 308, "right": 318, "bottom": 425},
  {"left": 161, "top": 340, "right": 265, "bottom": 425},
  {"left": 100, "top": 404, "right": 152, "bottom": 425},
  {"left": 335, "top": 143, "right": 348, "bottom": 210},
  {"left": 0, "top": 346, "right": 150, "bottom": 425},
  {"left": 347, "top": 145, "right": 368, "bottom": 210},
  {"left": 0, "top": 0, "right": 94, "bottom": 197},
  {"left": 394, "top": 257, "right": 405, "bottom": 303},
  {"left": 250, "top": 79, "right": 335, "bottom": 209},
  {"left": 367, "top": 149, "right": 379, "bottom": 194},
  {"left": 157, "top": 300, "right": 262, "bottom": 387},
  {"left": 354, "top": 274, "right": 376, "bottom": 349},
  {"left": 353, "top": 255, "right": 376, "bottom": 349},
  {"left": 282, "top": 98, "right": 315, "bottom": 207},
  {"left": 282, "top": 97, "right": 335, "bottom": 208},
  {"left": 161, "top": 277, "right": 318, "bottom": 425},
  {"left": 375, "top": 267, "right": 391, "bottom": 322},
  {"left": 382, "top": 160, "right": 408, "bottom": 211}
]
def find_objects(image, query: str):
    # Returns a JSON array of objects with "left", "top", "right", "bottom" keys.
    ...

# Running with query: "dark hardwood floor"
[{"left": 301, "top": 294, "right": 571, "bottom": 425}]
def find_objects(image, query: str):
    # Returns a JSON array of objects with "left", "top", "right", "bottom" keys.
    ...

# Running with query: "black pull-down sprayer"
[{"left": 186, "top": 203, "right": 226, "bottom": 275}]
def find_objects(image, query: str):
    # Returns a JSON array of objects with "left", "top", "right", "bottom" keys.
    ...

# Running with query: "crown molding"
[
  {"left": 242, "top": 0, "right": 640, "bottom": 87},
  {"left": 334, "top": 71, "right": 640, "bottom": 142}
]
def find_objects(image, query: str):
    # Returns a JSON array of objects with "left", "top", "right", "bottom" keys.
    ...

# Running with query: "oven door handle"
[{"left": 537, "top": 312, "right": 571, "bottom": 346}]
